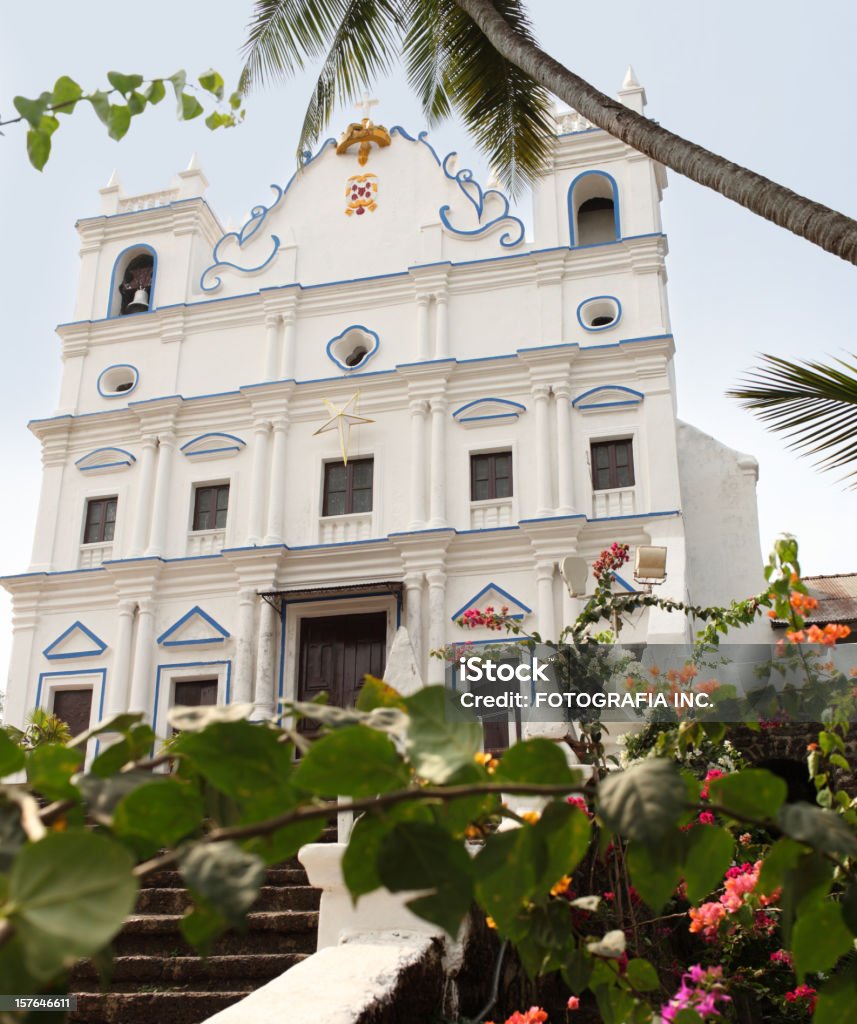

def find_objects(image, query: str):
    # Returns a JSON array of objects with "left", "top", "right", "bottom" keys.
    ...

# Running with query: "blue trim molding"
[
  {"left": 157, "top": 606, "right": 231, "bottom": 647},
  {"left": 97, "top": 364, "right": 139, "bottom": 399},
  {"left": 451, "top": 582, "right": 532, "bottom": 622},
  {"left": 43, "top": 621, "right": 108, "bottom": 661},
  {"left": 576, "top": 295, "right": 622, "bottom": 332},
  {"left": 36, "top": 668, "right": 107, "bottom": 725},
  {"left": 153, "top": 660, "right": 232, "bottom": 732},
  {"left": 567, "top": 170, "right": 621, "bottom": 247},
  {"left": 572, "top": 385, "right": 644, "bottom": 411},
  {"left": 76, "top": 447, "right": 136, "bottom": 473},
  {"left": 180, "top": 432, "right": 247, "bottom": 460},
  {"left": 453, "top": 397, "right": 526, "bottom": 428},
  {"left": 107, "top": 243, "right": 158, "bottom": 319},
  {"left": 326, "top": 325, "right": 380, "bottom": 372}
]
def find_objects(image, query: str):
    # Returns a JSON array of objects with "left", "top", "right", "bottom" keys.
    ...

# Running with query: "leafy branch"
[{"left": 2, "top": 70, "right": 245, "bottom": 170}]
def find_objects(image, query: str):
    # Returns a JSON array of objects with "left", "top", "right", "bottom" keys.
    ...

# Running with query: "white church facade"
[{"left": 2, "top": 73, "right": 765, "bottom": 750}]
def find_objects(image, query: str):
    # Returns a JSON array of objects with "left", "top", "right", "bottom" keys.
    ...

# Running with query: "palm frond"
[
  {"left": 728, "top": 353, "right": 857, "bottom": 481},
  {"left": 432, "top": 0, "right": 553, "bottom": 194},
  {"left": 241, "top": 0, "right": 345, "bottom": 90},
  {"left": 297, "top": 0, "right": 400, "bottom": 155},
  {"left": 401, "top": 0, "right": 453, "bottom": 125}
]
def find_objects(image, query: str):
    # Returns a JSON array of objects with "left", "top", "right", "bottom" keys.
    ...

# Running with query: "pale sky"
[{"left": 1, "top": 1, "right": 855, "bottom": 694}]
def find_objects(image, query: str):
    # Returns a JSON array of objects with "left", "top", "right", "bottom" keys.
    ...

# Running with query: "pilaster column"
[
  {"left": 435, "top": 294, "right": 449, "bottom": 359},
  {"left": 29, "top": 449, "right": 67, "bottom": 571},
  {"left": 408, "top": 400, "right": 429, "bottom": 529},
  {"left": 416, "top": 295, "right": 430, "bottom": 361},
  {"left": 263, "top": 313, "right": 283, "bottom": 380},
  {"left": 264, "top": 417, "right": 290, "bottom": 544},
  {"left": 128, "top": 598, "right": 156, "bottom": 716},
  {"left": 404, "top": 572, "right": 424, "bottom": 667},
  {"left": 281, "top": 312, "right": 297, "bottom": 380},
  {"left": 532, "top": 385, "right": 553, "bottom": 516},
  {"left": 247, "top": 421, "right": 271, "bottom": 545},
  {"left": 147, "top": 432, "right": 176, "bottom": 557},
  {"left": 107, "top": 600, "right": 136, "bottom": 717},
  {"left": 536, "top": 561, "right": 557, "bottom": 643},
  {"left": 428, "top": 397, "right": 447, "bottom": 528},
  {"left": 130, "top": 435, "right": 158, "bottom": 555},
  {"left": 554, "top": 384, "right": 574, "bottom": 514},
  {"left": 234, "top": 589, "right": 257, "bottom": 704},
  {"left": 426, "top": 569, "right": 447, "bottom": 685},
  {"left": 254, "top": 597, "right": 279, "bottom": 719}
]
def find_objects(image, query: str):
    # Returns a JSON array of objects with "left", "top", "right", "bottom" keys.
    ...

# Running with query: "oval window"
[
  {"left": 577, "top": 296, "right": 621, "bottom": 332},
  {"left": 327, "top": 326, "right": 379, "bottom": 372},
  {"left": 97, "top": 364, "right": 139, "bottom": 398}
]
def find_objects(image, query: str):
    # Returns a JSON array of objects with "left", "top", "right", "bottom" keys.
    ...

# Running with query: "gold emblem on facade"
[
  {"left": 345, "top": 174, "right": 378, "bottom": 216},
  {"left": 336, "top": 94, "right": 391, "bottom": 167}
]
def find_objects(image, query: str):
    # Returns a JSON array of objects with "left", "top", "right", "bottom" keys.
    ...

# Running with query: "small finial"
[
  {"left": 106, "top": 168, "right": 121, "bottom": 188},
  {"left": 355, "top": 91, "right": 379, "bottom": 124},
  {"left": 622, "top": 65, "right": 641, "bottom": 89},
  {"left": 186, "top": 152, "right": 201, "bottom": 171}
]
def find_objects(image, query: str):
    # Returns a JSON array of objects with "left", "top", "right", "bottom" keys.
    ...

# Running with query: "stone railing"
[
  {"left": 469, "top": 498, "right": 514, "bottom": 530},
  {"left": 319, "top": 513, "right": 373, "bottom": 545},
  {"left": 187, "top": 529, "right": 226, "bottom": 556},
  {"left": 117, "top": 187, "right": 180, "bottom": 213},
  {"left": 78, "top": 541, "right": 113, "bottom": 569},
  {"left": 592, "top": 486, "right": 636, "bottom": 519},
  {"left": 555, "top": 109, "right": 594, "bottom": 134}
]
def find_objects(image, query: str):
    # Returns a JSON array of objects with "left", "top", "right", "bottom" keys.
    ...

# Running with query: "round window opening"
[
  {"left": 328, "top": 327, "right": 379, "bottom": 372},
  {"left": 578, "top": 297, "right": 621, "bottom": 332},
  {"left": 98, "top": 365, "right": 139, "bottom": 398}
]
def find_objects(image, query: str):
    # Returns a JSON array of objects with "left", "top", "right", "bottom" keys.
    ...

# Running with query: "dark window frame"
[
  {"left": 590, "top": 439, "right": 635, "bottom": 491},
  {"left": 322, "top": 458, "right": 374, "bottom": 517},
  {"left": 470, "top": 451, "right": 513, "bottom": 502},
  {"left": 83, "top": 496, "right": 118, "bottom": 544},
  {"left": 192, "top": 483, "right": 230, "bottom": 531}
]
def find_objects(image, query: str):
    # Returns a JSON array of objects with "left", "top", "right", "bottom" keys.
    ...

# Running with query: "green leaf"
[
  {"left": 51, "top": 75, "right": 82, "bottom": 114},
  {"left": 356, "top": 675, "right": 405, "bottom": 712},
  {"left": 173, "top": 720, "right": 294, "bottom": 800},
  {"left": 180, "top": 902, "right": 228, "bottom": 956},
  {"left": 8, "top": 832, "right": 137, "bottom": 979},
  {"left": 475, "top": 826, "right": 542, "bottom": 932},
  {"left": 70, "top": 711, "right": 144, "bottom": 748},
  {"left": 242, "top": 817, "right": 323, "bottom": 867},
  {"left": 587, "top": 928, "right": 626, "bottom": 958},
  {"left": 107, "top": 104, "right": 132, "bottom": 141},
  {"left": 683, "top": 826, "right": 734, "bottom": 903},
  {"left": 198, "top": 69, "right": 225, "bottom": 99},
  {"left": 26, "top": 744, "right": 82, "bottom": 800},
  {"left": 168, "top": 702, "right": 253, "bottom": 732},
  {"left": 25, "top": 129, "right": 51, "bottom": 171},
  {"left": 535, "top": 801, "right": 591, "bottom": 891},
  {"left": 180, "top": 841, "right": 266, "bottom": 922},
  {"left": 294, "top": 725, "right": 409, "bottom": 798},
  {"left": 13, "top": 94, "right": 48, "bottom": 127},
  {"left": 205, "top": 111, "right": 228, "bottom": 130},
  {"left": 627, "top": 837, "right": 683, "bottom": 910},
  {"left": 112, "top": 779, "right": 204, "bottom": 847},
  {"left": 90, "top": 724, "right": 155, "bottom": 777},
  {"left": 77, "top": 770, "right": 157, "bottom": 819},
  {"left": 107, "top": 71, "right": 144, "bottom": 94},
  {"left": 343, "top": 803, "right": 433, "bottom": 900},
  {"left": 494, "top": 738, "right": 581, "bottom": 786},
  {"left": 0, "top": 801, "right": 27, "bottom": 872},
  {"left": 778, "top": 802, "right": 857, "bottom": 857},
  {"left": 404, "top": 686, "right": 482, "bottom": 783},
  {"left": 841, "top": 882, "right": 857, "bottom": 935},
  {"left": 146, "top": 79, "right": 166, "bottom": 105},
  {"left": 181, "top": 93, "right": 204, "bottom": 121},
  {"left": 707, "top": 769, "right": 787, "bottom": 820},
  {"left": 815, "top": 964, "right": 857, "bottom": 1024},
  {"left": 127, "top": 91, "right": 147, "bottom": 115},
  {"left": 626, "top": 957, "right": 660, "bottom": 992},
  {"left": 597, "top": 759, "right": 686, "bottom": 844},
  {"left": 792, "top": 901, "right": 853, "bottom": 980},
  {"left": 229, "top": 91, "right": 243, "bottom": 110},
  {"left": 758, "top": 837, "right": 805, "bottom": 896},
  {"left": 0, "top": 731, "right": 25, "bottom": 777},
  {"left": 377, "top": 821, "right": 473, "bottom": 936},
  {"left": 88, "top": 90, "right": 111, "bottom": 126}
]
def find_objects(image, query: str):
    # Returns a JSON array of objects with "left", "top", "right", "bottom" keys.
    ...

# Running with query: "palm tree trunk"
[{"left": 454, "top": 0, "right": 857, "bottom": 267}]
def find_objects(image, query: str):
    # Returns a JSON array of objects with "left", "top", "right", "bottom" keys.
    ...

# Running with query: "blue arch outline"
[
  {"left": 567, "top": 171, "right": 621, "bottom": 247},
  {"left": 453, "top": 397, "right": 527, "bottom": 424},
  {"left": 97, "top": 364, "right": 139, "bottom": 399},
  {"left": 572, "top": 385, "right": 644, "bottom": 408},
  {"left": 75, "top": 447, "right": 136, "bottom": 472},
  {"left": 576, "top": 295, "right": 623, "bottom": 333},
  {"left": 180, "top": 432, "right": 247, "bottom": 458},
  {"left": 326, "top": 325, "right": 380, "bottom": 372},
  {"left": 106, "top": 243, "right": 158, "bottom": 319}
]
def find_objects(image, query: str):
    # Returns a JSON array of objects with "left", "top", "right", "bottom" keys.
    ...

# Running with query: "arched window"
[
  {"left": 107, "top": 245, "right": 157, "bottom": 318},
  {"left": 567, "top": 172, "right": 620, "bottom": 247}
]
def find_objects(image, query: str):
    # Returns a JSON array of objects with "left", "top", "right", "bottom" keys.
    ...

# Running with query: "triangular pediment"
[
  {"left": 157, "top": 606, "right": 231, "bottom": 648},
  {"left": 43, "top": 621, "right": 107, "bottom": 660},
  {"left": 451, "top": 583, "right": 531, "bottom": 623}
]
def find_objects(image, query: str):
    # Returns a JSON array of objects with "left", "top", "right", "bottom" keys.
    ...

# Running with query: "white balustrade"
[
  {"left": 593, "top": 487, "right": 636, "bottom": 518},
  {"left": 117, "top": 188, "right": 180, "bottom": 212},
  {"left": 78, "top": 542, "right": 113, "bottom": 568},
  {"left": 469, "top": 498, "right": 513, "bottom": 530},
  {"left": 319, "top": 513, "right": 373, "bottom": 545},
  {"left": 187, "top": 529, "right": 226, "bottom": 556}
]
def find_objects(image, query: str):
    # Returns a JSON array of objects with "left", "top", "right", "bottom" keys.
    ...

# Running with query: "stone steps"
[{"left": 69, "top": 852, "right": 324, "bottom": 1024}]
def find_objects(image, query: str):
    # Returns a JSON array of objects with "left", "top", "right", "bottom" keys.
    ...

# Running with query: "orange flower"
[
  {"left": 786, "top": 630, "right": 805, "bottom": 644},
  {"left": 550, "top": 875, "right": 572, "bottom": 896},
  {"left": 521, "top": 810, "right": 541, "bottom": 825},
  {"left": 486, "top": 915, "right": 497, "bottom": 929},
  {"left": 807, "top": 743, "right": 818, "bottom": 752},
  {"left": 698, "top": 680, "right": 720, "bottom": 695}
]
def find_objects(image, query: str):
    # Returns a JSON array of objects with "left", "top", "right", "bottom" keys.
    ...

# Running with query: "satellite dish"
[{"left": 560, "top": 555, "right": 588, "bottom": 597}]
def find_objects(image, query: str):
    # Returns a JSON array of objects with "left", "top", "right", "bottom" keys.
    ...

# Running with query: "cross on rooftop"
[{"left": 355, "top": 92, "right": 379, "bottom": 121}]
